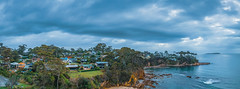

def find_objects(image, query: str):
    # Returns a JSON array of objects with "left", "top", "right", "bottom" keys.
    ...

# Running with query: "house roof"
[
  {"left": 80, "top": 64, "right": 93, "bottom": 67},
  {"left": 66, "top": 65, "right": 78, "bottom": 68},
  {"left": 24, "top": 65, "right": 30, "bottom": 69},
  {"left": 61, "top": 57, "right": 68, "bottom": 60},
  {"left": 81, "top": 59, "right": 87, "bottom": 61},
  {"left": 96, "top": 62, "right": 108, "bottom": 64},
  {"left": 27, "top": 63, "right": 33, "bottom": 66},
  {"left": 19, "top": 62, "right": 25, "bottom": 64},
  {"left": 11, "top": 62, "right": 18, "bottom": 65}
]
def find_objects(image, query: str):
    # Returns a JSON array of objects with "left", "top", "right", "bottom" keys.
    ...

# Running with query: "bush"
[
  {"left": 77, "top": 77, "right": 92, "bottom": 89},
  {"left": 95, "top": 67, "right": 100, "bottom": 70},
  {"left": 25, "top": 76, "right": 33, "bottom": 84},
  {"left": 0, "top": 67, "right": 10, "bottom": 77}
]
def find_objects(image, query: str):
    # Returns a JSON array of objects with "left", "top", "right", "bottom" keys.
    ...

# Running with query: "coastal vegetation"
[{"left": 0, "top": 42, "right": 199, "bottom": 89}]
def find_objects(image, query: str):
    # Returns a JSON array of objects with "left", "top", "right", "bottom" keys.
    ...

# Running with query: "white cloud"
[
  {"left": 0, "top": 31, "right": 169, "bottom": 52},
  {"left": 111, "top": 39, "right": 126, "bottom": 44},
  {"left": 233, "top": 18, "right": 240, "bottom": 24},
  {"left": 222, "top": 29, "right": 236, "bottom": 34},
  {"left": 204, "top": 15, "right": 237, "bottom": 26},
  {"left": 181, "top": 37, "right": 204, "bottom": 46},
  {"left": 2, "top": 31, "right": 98, "bottom": 49},
  {"left": 91, "top": 3, "right": 185, "bottom": 24},
  {"left": 223, "top": 6, "right": 231, "bottom": 11},
  {"left": 168, "top": 9, "right": 184, "bottom": 18},
  {"left": 135, "top": 4, "right": 184, "bottom": 21},
  {"left": 1, "top": 30, "right": 239, "bottom": 53},
  {"left": 221, "top": 0, "right": 240, "bottom": 12}
]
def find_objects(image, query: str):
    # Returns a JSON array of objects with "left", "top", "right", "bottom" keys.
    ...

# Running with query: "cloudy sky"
[{"left": 0, "top": 0, "right": 240, "bottom": 53}]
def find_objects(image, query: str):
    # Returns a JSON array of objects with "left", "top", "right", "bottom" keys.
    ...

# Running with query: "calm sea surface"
[{"left": 145, "top": 53, "right": 240, "bottom": 89}]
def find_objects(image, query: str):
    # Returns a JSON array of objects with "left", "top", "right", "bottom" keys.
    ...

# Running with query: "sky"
[{"left": 0, "top": 0, "right": 240, "bottom": 53}]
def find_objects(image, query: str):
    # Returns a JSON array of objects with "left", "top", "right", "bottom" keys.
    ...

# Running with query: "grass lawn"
[
  {"left": 69, "top": 70, "right": 103, "bottom": 78},
  {"left": 18, "top": 83, "right": 32, "bottom": 88},
  {"left": 0, "top": 83, "right": 32, "bottom": 89},
  {"left": 0, "top": 87, "right": 7, "bottom": 89}
]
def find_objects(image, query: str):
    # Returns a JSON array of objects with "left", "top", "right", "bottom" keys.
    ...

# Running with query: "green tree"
[
  {"left": 93, "top": 43, "right": 107, "bottom": 54},
  {"left": 32, "top": 45, "right": 56, "bottom": 62},
  {"left": 76, "top": 77, "right": 92, "bottom": 89},
  {"left": 11, "top": 50, "right": 20, "bottom": 62},
  {"left": 18, "top": 44, "right": 27, "bottom": 56},
  {"left": 1, "top": 47, "right": 12, "bottom": 69}
]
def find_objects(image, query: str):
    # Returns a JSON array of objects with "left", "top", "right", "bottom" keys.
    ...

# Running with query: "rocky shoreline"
[
  {"left": 108, "top": 63, "right": 210, "bottom": 89},
  {"left": 144, "top": 62, "right": 210, "bottom": 69}
]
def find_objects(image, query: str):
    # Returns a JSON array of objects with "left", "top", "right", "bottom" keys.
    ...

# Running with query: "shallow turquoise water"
[{"left": 145, "top": 53, "right": 240, "bottom": 89}]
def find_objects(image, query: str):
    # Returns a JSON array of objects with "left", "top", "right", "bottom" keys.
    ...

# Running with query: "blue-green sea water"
[{"left": 145, "top": 53, "right": 240, "bottom": 89}]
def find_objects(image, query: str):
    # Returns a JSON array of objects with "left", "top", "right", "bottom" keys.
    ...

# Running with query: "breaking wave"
[{"left": 203, "top": 79, "right": 220, "bottom": 84}]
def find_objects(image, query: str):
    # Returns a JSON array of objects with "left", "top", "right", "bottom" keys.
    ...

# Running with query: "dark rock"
[{"left": 187, "top": 76, "right": 192, "bottom": 78}]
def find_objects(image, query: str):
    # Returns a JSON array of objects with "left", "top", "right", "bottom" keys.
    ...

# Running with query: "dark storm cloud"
[
  {"left": 0, "top": 0, "right": 222, "bottom": 42},
  {"left": 160, "top": 0, "right": 221, "bottom": 20},
  {"left": 1, "top": 0, "right": 240, "bottom": 53}
]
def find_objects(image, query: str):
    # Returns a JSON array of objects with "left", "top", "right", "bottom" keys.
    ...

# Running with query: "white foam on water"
[
  {"left": 179, "top": 74, "right": 185, "bottom": 76},
  {"left": 203, "top": 79, "right": 220, "bottom": 84}
]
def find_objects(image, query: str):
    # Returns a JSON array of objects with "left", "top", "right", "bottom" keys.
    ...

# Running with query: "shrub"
[
  {"left": 95, "top": 67, "right": 100, "bottom": 70},
  {"left": 77, "top": 77, "right": 92, "bottom": 89},
  {"left": 0, "top": 67, "right": 10, "bottom": 77}
]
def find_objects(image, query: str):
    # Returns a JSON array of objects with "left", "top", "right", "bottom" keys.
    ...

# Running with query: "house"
[
  {"left": 95, "top": 55, "right": 101, "bottom": 60},
  {"left": 10, "top": 62, "right": 18, "bottom": 69},
  {"left": 24, "top": 63, "right": 33, "bottom": 69},
  {"left": 69, "top": 58, "right": 77, "bottom": 63},
  {"left": 24, "top": 65, "right": 30, "bottom": 69},
  {"left": 18, "top": 62, "right": 26, "bottom": 68},
  {"left": 32, "top": 58, "right": 41, "bottom": 63},
  {"left": 20, "top": 55, "right": 28, "bottom": 59},
  {"left": 66, "top": 65, "right": 79, "bottom": 70},
  {"left": 81, "top": 59, "right": 88, "bottom": 63},
  {"left": 84, "top": 55, "right": 91, "bottom": 59},
  {"left": 79, "top": 64, "right": 94, "bottom": 70},
  {"left": 61, "top": 57, "right": 70, "bottom": 63},
  {"left": 61, "top": 57, "right": 78, "bottom": 64},
  {"left": 95, "top": 62, "right": 108, "bottom": 68}
]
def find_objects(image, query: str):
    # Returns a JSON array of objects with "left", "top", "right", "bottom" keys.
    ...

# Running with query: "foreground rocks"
[
  {"left": 0, "top": 75, "right": 9, "bottom": 87},
  {"left": 135, "top": 73, "right": 173, "bottom": 88}
]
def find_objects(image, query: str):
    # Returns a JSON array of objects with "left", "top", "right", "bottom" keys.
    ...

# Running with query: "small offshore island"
[
  {"left": 206, "top": 53, "right": 221, "bottom": 54},
  {"left": 0, "top": 43, "right": 210, "bottom": 89}
]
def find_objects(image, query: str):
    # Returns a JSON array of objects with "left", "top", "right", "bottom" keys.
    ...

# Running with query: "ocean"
[{"left": 145, "top": 53, "right": 240, "bottom": 89}]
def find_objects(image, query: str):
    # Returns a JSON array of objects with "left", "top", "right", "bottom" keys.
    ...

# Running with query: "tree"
[
  {"left": 70, "top": 48, "right": 75, "bottom": 56},
  {"left": 0, "top": 43, "right": 3, "bottom": 47},
  {"left": 47, "top": 59, "right": 70, "bottom": 89},
  {"left": 105, "top": 46, "right": 113, "bottom": 53},
  {"left": 103, "top": 47, "right": 146, "bottom": 86},
  {"left": 1, "top": 47, "right": 12, "bottom": 68},
  {"left": 93, "top": 43, "right": 107, "bottom": 54},
  {"left": 18, "top": 44, "right": 27, "bottom": 56},
  {"left": 32, "top": 45, "right": 56, "bottom": 62},
  {"left": 33, "top": 59, "right": 70, "bottom": 89},
  {"left": 11, "top": 50, "right": 20, "bottom": 62}
]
